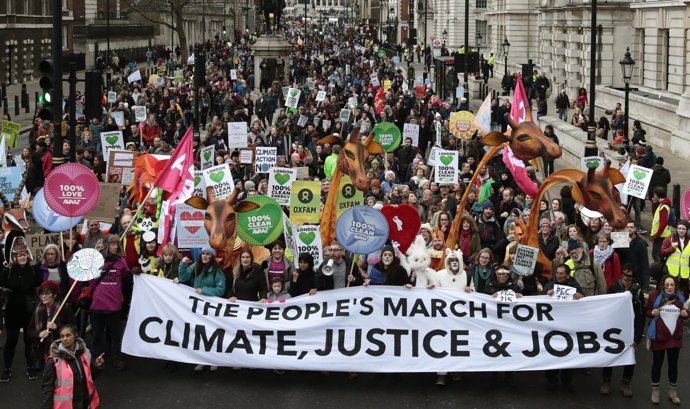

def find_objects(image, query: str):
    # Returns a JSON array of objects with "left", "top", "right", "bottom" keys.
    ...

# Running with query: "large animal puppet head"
[
  {"left": 318, "top": 126, "right": 384, "bottom": 191},
  {"left": 480, "top": 105, "right": 561, "bottom": 161},
  {"left": 571, "top": 160, "right": 628, "bottom": 228},
  {"left": 184, "top": 188, "right": 260, "bottom": 266}
]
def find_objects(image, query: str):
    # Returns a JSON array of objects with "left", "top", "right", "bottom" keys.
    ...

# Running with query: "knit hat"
[
  {"left": 482, "top": 201, "right": 494, "bottom": 210},
  {"left": 381, "top": 245, "right": 395, "bottom": 255},
  {"left": 201, "top": 246, "right": 216, "bottom": 257},
  {"left": 635, "top": 146, "right": 645, "bottom": 156},
  {"left": 567, "top": 239, "right": 582, "bottom": 252},
  {"left": 539, "top": 218, "right": 552, "bottom": 227},
  {"left": 371, "top": 159, "right": 380, "bottom": 167},
  {"left": 370, "top": 179, "right": 381, "bottom": 188},
  {"left": 419, "top": 223, "right": 433, "bottom": 234},
  {"left": 36, "top": 280, "right": 60, "bottom": 296},
  {"left": 245, "top": 180, "right": 256, "bottom": 191}
]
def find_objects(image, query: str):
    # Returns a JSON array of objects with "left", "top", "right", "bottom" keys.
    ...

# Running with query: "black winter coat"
[
  {"left": 0, "top": 264, "right": 42, "bottom": 327},
  {"left": 226, "top": 264, "right": 267, "bottom": 301}
]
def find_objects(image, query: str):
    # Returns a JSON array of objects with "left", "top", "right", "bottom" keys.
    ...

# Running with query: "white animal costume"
[
  {"left": 399, "top": 235, "right": 437, "bottom": 288},
  {"left": 436, "top": 248, "right": 469, "bottom": 290}
]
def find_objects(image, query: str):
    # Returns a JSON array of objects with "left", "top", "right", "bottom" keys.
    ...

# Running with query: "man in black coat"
[
  {"left": 314, "top": 241, "right": 361, "bottom": 290},
  {"left": 396, "top": 137, "right": 416, "bottom": 183},
  {"left": 616, "top": 222, "right": 650, "bottom": 291}
]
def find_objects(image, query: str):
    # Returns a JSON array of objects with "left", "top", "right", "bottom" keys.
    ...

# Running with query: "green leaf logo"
[
  {"left": 289, "top": 89, "right": 298, "bottom": 97},
  {"left": 275, "top": 173, "right": 291, "bottom": 186},
  {"left": 633, "top": 169, "right": 646, "bottom": 180},
  {"left": 194, "top": 175, "right": 201, "bottom": 186},
  {"left": 299, "top": 231, "right": 316, "bottom": 245},
  {"left": 209, "top": 170, "right": 225, "bottom": 183},
  {"left": 585, "top": 161, "right": 599, "bottom": 169},
  {"left": 203, "top": 151, "right": 212, "bottom": 161},
  {"left": 439, "top": 155, "right": 453, "bottom": 166},
  {"left": 105, "top": 135, "right": 119, "bottom": 145}
]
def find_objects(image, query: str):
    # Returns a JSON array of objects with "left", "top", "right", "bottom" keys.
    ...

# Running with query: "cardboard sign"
[
  {"left": 175, "top": 204, "right": 209, "bottom": 248},
  {"left": 230, "top": 69, "right": 238, "bottom": 80},
  {"left": 227, "top": 122, "right": 248, "bottom": 149},
  {"left": 434, "top": 150, "right": 459, "bottom": 185},
  {"left": 338, "top": 109, "right": 351, "bottom": 123},
  {"left": 127, "top": 70, "right": 142, "bottom": 84},
  {"left": 267, "top": 168, "right": 297, "bottom": 206},
  {"left": 402, "top": 123, "right": 420, "bottom": 147},
  {"left": 383, "top": 79, "right": 392, "bottom": 92},
  {"left": 26, "top": 233, "right": 61, "bottom": 263},
  {"left": 611, "top": 231, "right": 631, "bottom": 249},
  {"left": 623, "top": 164, "right": 653, "bottom": 199},
  {"left": 133, "top": 106, "right": 147, "bottom": 123},
  {"left": 112, "top": 111, "right": 125, "bottom": 127},
  {"left": 202, "top": 163, "right": 234, "bottom": 200},
  {"left": 200, "top": 145, "right": 215, "bottom": 170},
  {"left": 289, "top": 180, "right": 321, "bottom": 225},
  {"left": 370, "top": 72, "right": 380, "bottom": 87},
  {"left": 107, "top": 91, "right": 117, "bottom": 103},
  {"left": 322, "top": 119, "right": 332, "bottom": 131},
  {"left": 294, "top": 224, "right": 324, "bottom": 268},
  {"left": 107, "top": 150, "right": 136, "bottom": 185},
  {"left": 495, "top": 290, "right": 517, "bottom": 303},
  {"left": 240, "top": 149, "right": 253, "bottom": 164},
  {"left": 192, "top": 170, "right": 206, "bottom": 198},
  {"left": 316, "top": 90, "right": 327, "bottom": 102},
  {"left": 553, "top": 284, "right": 576, "bottom": 301},
  {"left": 295, "top": 166, "right": 310, "bottom": 180},
  {"left": 254, "top": 147, "right": 277, "bottom": 173},
  {"left": 285, "top": 88, "right": 301, "bottom": 108},
  {"left": 336, "top": 175, "right": 364, "bottom": 217},
  {"left": 297, "top": 115, "right": 309, "bottom": 128},
  {"left": 513, "top": 245, "right": 539, "bottom": 276},
  {"left": 0, "top": 120, "right": 21, "bottom": 148},
  {"left": 581, "top": 156, "right": 605, "bottom": 172},
  {"left": 427, "top": 146, "right": 440, "bottom": 166},
  {"left": 100, "top": 131, "right": 125, "bottom": 162},
  {"left": 85, "top": 182, "right": 121, "bottom": 222}
]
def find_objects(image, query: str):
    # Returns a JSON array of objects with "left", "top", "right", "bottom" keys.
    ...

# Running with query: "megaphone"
[{"left": 322, "top": 259, "right": 335, "bottom": 276}]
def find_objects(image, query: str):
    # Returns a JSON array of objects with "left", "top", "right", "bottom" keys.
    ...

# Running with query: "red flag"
[
  {"left": 153, "top": 127, "right": 194, "bottom": 192},
  {"left": 374, "top": 87, "right": 384, "bottom": 115},
  {"left": 156, "top": 128, "right": 195, "bottom": 250},
  {"left": 504, "top": 76, "right": 538, "bottom": 197}
]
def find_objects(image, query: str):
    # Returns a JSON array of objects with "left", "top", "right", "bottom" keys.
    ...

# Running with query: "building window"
[{"left": 476, "top": 0, "right": 487, "bottom": 8}]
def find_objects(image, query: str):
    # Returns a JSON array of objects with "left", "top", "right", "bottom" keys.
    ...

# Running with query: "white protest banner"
[
  {"left": 553, "top": 284, "right": 576, "bottom": 301},
  {"left": 255, "top": 147, "right": 277, "bottom": 173},
  {"left": 175, "top": 204, "right": 209, "bottom": 248},
  {"left": 112, "top": 111, "right": 125, "bottom": 127},
  {"left": 581, "top": 156, "right": 605, "bottom": 172},
  {"left": 123, "top": 275, "right": 635, "bottom": 372},
  {"left": 611, "top": 231, "right": 631, "bottom": 249},
  {"left": 316, "top": 90, "right": 327, "bottom": 102},
  {"left": 622, "top": 164, "right": 653, "bottom": 199},
  {"left": 230, "top": 69, "right": 238, "bottom": 80},
  {"left": 435, "top": 122, "right": 442, "bottom": 146},
  {"left": 100, "top": 131, "right": 125, "bottom": 162},
  {"left": 268, "top": 168, "right": 297, "bottom": 206},
  {"left": 403, "top": 123, "right": 420, "bottom": 147},
  {"left": 370, "top": 72, "right": 380, "bottom": 87},
  {"left": 127, "top": 70, "right": 142, "bottom": 84},
  {"left": 133, "top": 106, "right": 147, "bottom": 123},
  {"left": 282, "top": 212, "right": 299, "bottom": 257},
  {"left": 200, "top": 145, "right": 215, "bottom": 170},
  {"left": 434, "top": 150, "right": 458, "bottom": 185},
  {"left": 107, "top": 91, "right": 117, "bottom": 103},
  {"left": 513, "top": 245, "right": 539, "bottom": 276},
  {"left": 427, "top": 146, "right": 440, "bottom": 166},
  {"left": 226, "top": 122, "right": 248, "bottom": 150},
  {"left": 338, "top": 109, "right": 351, "bottom": 123},
  {"left": 456, "top": 87, "right": 465, "bottom": 100},
  {"left": 322, "top": 119, "right": 332, "bottom": 131},
  {"left": 297, "top": 115, "right": 308, "bottom": 128},
  {"left": 240, "top": 149, "right": 253, "bottom": 164},
  {"left": 202, "top": 163, "right": 234, "bottom": 200},
  {"left": 294, "top": 224, "right": 323, "bottom": 268},
  {"left": 285, "top": 88, "right": 301, "bottom": 109},
  {"left": 192, "top": 170, "right": 206, "bottom": 198}
]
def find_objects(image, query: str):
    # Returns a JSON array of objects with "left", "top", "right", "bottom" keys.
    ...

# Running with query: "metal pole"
[
  {"left": 624, "top": 81, "right": 630, "bottom": 147},
  {"left": 584, "top": 0, "right": 598, "bottom": 157},
  {"left": 504, "top": 54, "right": 508, "bottom": 77},
  {"left": 424, "top": 0, "right": 427, "bottom": 51},
  {"left": 463, "top": 0, "right": 469, "bottom": 91},
  {"left": 68, "top": 62, "right": 77, "bottom": 163},
  {"left": 106, "top": 0, "right": 110, "bottom": 69},
  {"left": 51, "top": 0, "right": 64, "bottom": 165}
]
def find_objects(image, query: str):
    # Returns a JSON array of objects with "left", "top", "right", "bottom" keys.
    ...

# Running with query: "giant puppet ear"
[
  {"left": 606, "top": 167, "right": 626, "bottom": 185},
  {"left": 480, "top": 131, "right": 510, "bottom": 146},
  {"left": 185, "top": 196, "right": 209, "bottom": 210},
  {"left": 235, "top": 200, "right": 261, "bottom": 213},
  {"left": 317, "top": 135, "right": 342, "bottom": 146},
  {"left": 366, "top": 140, "right": 384, "bottom": 154}
]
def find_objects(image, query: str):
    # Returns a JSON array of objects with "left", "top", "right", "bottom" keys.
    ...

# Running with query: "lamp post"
[
  {"left": 619, "top": 46, "right": 635, "bottom": 152},
  {"left": 442, "top": 29, "right": 447, "bottom": 47},
  {"left": 584, "top": 0, "right": 598, "bottom": 157},
  {"left": 476, "top": 31, "right": 482, "bottom": 72},
  {"left": 502, "top": 37, "right": 510, "bottom": 77}
]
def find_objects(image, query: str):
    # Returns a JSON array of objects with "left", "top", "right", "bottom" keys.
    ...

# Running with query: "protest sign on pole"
[
  {"left": 202, "top": 163, "right": 234, "bottom": 200},
  {"left": 112, "top": 111, "right": 125, "bottom": 127},
  {"left": 289, "top": 181, "right": 321, "bottom": 224},
  {"left": 372, "top": 122, "right": 402, "bottom": 153},
  {"left": 254, "top": 147, "right": 277, "bottom": 173},
  {"left": 0, "top": 120, "right": 21, "bottom": 148},
  {"left": 268, "top": 168, "right": 297, "bottom": 206},
  {"left": 370, "top": 72, "right": 380, "bottom": 87},
  {"left": 107, "top": 150, "right": 136, "bottom": 185},
  {"left": 107, "top": 91, "right": 117, "bottom": 103},
  {"left": 434, "top": 150, "right": 459, "bottom": 185},
  {"left": 85, "top": 183, "right": 121, "bottom": 222},
  {"left": 297, "top": 115, "right": 308, "bottom": 128},
  {"left": 622, "top": 164, "right": 653, "bottom": 199},
  {"left": 322, "top": 119, "right": 332, "bottom": 131},
  {"left": 335, "top": 206, "right": 389, "bottom": 254},
  {"left": 192, "top": 170, "right": 206, "bottom": 198},
  {"left": 175, "top": 204, "right": 209, "bottom": 248},
  {"left": 316, "top": 90, "right": 327, "bottom": 102},
  {"left": 580, "top": 156, "right": 605, "bottom": 172},
  {"left": 282, "top": 212, "right": 298, "bottom": 256},
  {"left": 285, "top": 88, "right": 301, "bottom": 109},
  {"left": 127, "top": 70, "right": 142, "bottom": 84},
  {"left": 513, "top": 245, "right": 539, "bottom": 276},
  {"left": 227, "top": 122, "right": 248, "bottom": 149},
  {"left": 124, "top": 276, "right": 635, "bottom": 372},
  {"left": 200, "top": 145, "right": 215, "bottom": 170},
  {"left": 336, "top": 175, "right": 364, "bottom": 217},
  {"left": 338, "top": 109, "right": 351, "bottom": 123},
  {"left": 100, "top": 131, "right": 125, "bottom": 162},
  {"left": 294, "top": 224, "right": 324, "bottom": 268},
  {"left": 402, "top": 123, "right": 420, "bottom": 147},
  {"left": 240, "top": 149, "right": 254, "bottom": 164},
  {"left": 133, "top": 106, "right": 147, "bottom": 123},
  {"left": 26, "top": 233, "right": 61, "bottom": 263},
  {"left": 235, "top": 196, "right": 284, "bottom": 246},
  {"left": 44, "top": 164, "right": 101, "bottom": 217}
]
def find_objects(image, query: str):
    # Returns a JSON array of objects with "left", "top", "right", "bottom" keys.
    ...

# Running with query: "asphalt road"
[{"left": 2, "top": 325, "right": 689, "bottom": 409}]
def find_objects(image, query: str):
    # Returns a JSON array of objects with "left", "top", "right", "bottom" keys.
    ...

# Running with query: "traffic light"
[
  {"left": 84, "top": 70, "right": 103, "bottom": 122},
  {"left": 38, "top": 59, "right": 54, "bottom": 105}
]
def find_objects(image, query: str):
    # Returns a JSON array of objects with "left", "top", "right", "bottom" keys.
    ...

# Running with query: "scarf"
[
  {"left": 592, "top": 245, "right": 613, "bottom": 267},
  {"left": 647, "top": 291, "right": 686, "bottom": 341},
  {"left": 459, "top": 229, "right": 472, "bottom": 256}
]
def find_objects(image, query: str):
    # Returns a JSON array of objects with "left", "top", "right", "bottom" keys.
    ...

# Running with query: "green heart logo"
[
  {"left": 209, "top": 170, "right": 225, "bottom": 183},
  {"left": 290, "top": 89, "right": 298, "bottom": 97},
  {"left": 194, "top": 175, "right": 201, "bottom": 186},
  {"left": 372, "top": 121, "right": 402, "bottom": 152},
  {"left": 633, "top": 169, "right": 646, "bottom": 180},
  {"left": 299, "top": 231, "right": 316, "bottom": 245},
  {"left": 203, "top": 151, "right": 212, "bottom": 161},
  {"left": 585, "top": 161, "right": 599, "bottom": 169},
  {"left": 275, "top": 173, "right": 291, "bottom": 186},
  {"left": 439, "top": 155, "right": 453, "bottom": 166},
  {"left": 236, "top": 196, "right": 284, "bottom": 246},
  {"left": 105, "top": 135, "right": 119, "bottom": 145}
]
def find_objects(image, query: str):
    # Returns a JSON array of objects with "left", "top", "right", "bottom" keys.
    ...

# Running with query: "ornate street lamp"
[
  {"left": 619, "top": 46, "right": 635, "bottom": 152},
  {"left": 502, "top": 37, "right": 510, "bottom": 77}
]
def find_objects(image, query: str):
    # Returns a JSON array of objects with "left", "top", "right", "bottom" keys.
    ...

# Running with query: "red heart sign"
[
  {"left": 44, "top": 164, "right": 101, "bottom": 217},
  {"left": 380, "top": 204, "right": 422, "bottom": 253},
  {"left": 180, "top": 211, "right": 204, "bottom": 234}
]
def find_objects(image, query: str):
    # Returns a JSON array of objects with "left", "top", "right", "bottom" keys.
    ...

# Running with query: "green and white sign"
[
  {"left": 200, "top": 145, "right": 215, "bottom": 170},
  {"left": 580, "top": 156, "right": 605, "bottom": 172},
  {"left": 372, "top": 122, "right": 402, "bottom": 152},
  {"left": 622, "top": 164, "right": 653, "bottom": 199},
  {"left": 268, "top": 167, "right": 297, "bottom": 206},
  {"left": 202, "top": 163, "right": 234, "bottom": 200},
  {"left": 434, "top": 150, "right": 459, "bottom": 185},
  {"left": 236, "top": 195, "right": 283, "bottom": 246}
]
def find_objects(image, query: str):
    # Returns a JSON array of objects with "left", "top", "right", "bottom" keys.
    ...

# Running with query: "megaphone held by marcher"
[{"left": 322, "top": 259, "right": 335, "bottom": 276}]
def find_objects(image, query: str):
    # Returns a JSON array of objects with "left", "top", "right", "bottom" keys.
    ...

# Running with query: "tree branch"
[{"left": 123, "top": 1, "right": 176, "bottom": 29}]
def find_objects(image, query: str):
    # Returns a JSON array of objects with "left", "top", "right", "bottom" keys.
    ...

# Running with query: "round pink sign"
[{"left": 44, "top": 163, "right": 101, "bottom": 217}]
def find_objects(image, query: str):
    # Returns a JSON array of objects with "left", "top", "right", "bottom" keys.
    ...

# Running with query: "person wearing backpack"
[
  {"left": 651, "top": 187, "right": 673, "bottom": 263},
  {"left": 661, "top": 220, "right": 690, "bottom": 296},
  {"left": 554, "top": 239, "right": 606, "bottom": 296}
]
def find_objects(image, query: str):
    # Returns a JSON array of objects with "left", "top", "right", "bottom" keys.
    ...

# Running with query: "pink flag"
[
  {"left": 504, "top": 76, "right": 538, "bottom": 197},
  {"left": 156, "top": 128, "right": 195, "bottom": 250}
]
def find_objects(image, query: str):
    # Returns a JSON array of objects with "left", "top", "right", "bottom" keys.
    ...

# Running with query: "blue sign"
[
  {"left": 0, "top": 167, "right": 23, "bottom": 198},
  {"left": 335, "top": 206, "right": 389, "bottom": 255},
  {"left": 31, "top": 188, "right": 83, "bottom": 232}
]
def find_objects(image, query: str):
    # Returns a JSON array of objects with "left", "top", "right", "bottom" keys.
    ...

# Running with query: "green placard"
[
  {"left": 372, "top": 121, "right": 402, "bottom": 152},
  {"left": 336, "top": 175, "right": 363, "bottom": 217},
  {"left": 289, "top": 180, "right": 321, "bottom": 225},
  {"left": 235, "top": 196, "right": 284, "bottom": 246},
  {"left": 0, "top": 120, "right": 21, "bottom": 148},
  {"left": 377, "top": 49, "right": 387, "bottom": 58}
]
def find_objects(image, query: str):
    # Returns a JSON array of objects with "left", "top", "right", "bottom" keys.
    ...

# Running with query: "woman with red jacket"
[
  {"left": 645, "top": 275, "right": 688, "bottom": 405},
  {"left": 589, "top": 232, "right": 621, "bottom": 288}
]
